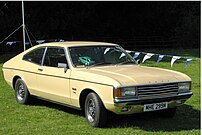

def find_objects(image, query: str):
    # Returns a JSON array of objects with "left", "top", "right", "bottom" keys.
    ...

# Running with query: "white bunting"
[
  {"left": 126, "top": 50, "right": 132, "bottom": 53},
  {"left": 36, "top": 40, "right": 45, "bottom": 44},
  {"left": 59, "top": 39, "right": 64, "bottom": 42},
  {"left": 142, "top": 53, "right": 154, "bottom": 63},
  {"left": 171, "top": 56, "right": 181, "bottom": 67},
  {"left": 133, "top": 52, "right": 141, "bottom": 59},
  {"left": 185, "top": 58, "right": 192, "bottom": 69},
  {"left": 104, "top": 48, "right": 110, "bottom": 54},
  {"left": 156, "top": 55, "right": 164, "bottom": 64},
  {"left": 119, "top": 53, "right": 126, "bottom": 59},
  {"left": 6, "top": 41, "right": 16, "bottom": 46},
  {"left": 3, "top": 43, "right": 194, "bottom": 68}
]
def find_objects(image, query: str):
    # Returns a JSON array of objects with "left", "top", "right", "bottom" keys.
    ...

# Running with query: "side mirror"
[{"left": 58, "top": 63, "right": 68, "bottom": 73}]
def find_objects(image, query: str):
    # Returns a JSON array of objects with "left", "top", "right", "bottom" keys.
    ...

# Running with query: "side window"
[
  {"left": 23, "top": 47, "right": 45, "bottom": 65},
  {"left": 43, "top": 47, "right": 68, "bottom": 68}
]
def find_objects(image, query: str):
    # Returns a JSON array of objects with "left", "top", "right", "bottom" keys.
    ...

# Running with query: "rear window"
[{"left": 23, "top": 47, "right": 45, "bottom": 65}]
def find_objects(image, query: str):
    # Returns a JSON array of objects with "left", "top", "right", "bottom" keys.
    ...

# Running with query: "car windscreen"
[{"left": 68, "top": 45, "right": 137, "bottom": 68}]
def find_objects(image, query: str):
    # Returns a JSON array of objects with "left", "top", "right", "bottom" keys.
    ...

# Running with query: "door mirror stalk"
[{"left": 58, "top": 63, "right": 68, "bottom": 73}]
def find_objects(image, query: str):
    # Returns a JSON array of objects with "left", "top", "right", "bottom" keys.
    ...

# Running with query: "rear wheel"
[
  {"left": 15, "top": 78, "right": 30, "bottom": 104},
  {"left": 85, "top": 92, "right": 107, "bottom": 127}
]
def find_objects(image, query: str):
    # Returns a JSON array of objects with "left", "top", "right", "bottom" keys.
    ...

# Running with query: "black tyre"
[
  {"left": 85, "top": 92, "right": 108, "bottom": 127},
  {"left": 158, "top": 108, "right": 177, "bottom": 118},
  {"left": 15, "top": 78, "right": 30, "bottom": 104}
]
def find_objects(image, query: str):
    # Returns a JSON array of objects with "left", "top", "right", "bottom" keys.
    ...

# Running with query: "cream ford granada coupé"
[{"left": 3, "top": 41, "right": 192, "bottom": 127}]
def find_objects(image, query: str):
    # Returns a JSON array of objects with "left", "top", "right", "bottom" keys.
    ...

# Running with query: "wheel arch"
[
  {"left": 12, "top": 75, "right": 21, "bottom": 89},
  {"left": 79, "top": 88, "right": 98, "bottom": 111}
]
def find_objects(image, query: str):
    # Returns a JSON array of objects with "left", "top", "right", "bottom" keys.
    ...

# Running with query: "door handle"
[{"left": 38, "top": 68, "right": 43, "bottom": 71}]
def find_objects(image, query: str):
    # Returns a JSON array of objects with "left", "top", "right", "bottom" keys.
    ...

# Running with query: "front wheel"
[{"left": 85, "top": 92, "right": 108, "bottom": 127}]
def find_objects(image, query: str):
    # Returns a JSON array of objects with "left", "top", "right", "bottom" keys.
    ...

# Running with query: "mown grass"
[{"left": 0, "top": 49, "right": 200, "bottom": 135}]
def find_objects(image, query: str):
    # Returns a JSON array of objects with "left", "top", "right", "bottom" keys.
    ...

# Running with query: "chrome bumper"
[{"left": 111, "top": 92, "right": 193, "bottom": 114}]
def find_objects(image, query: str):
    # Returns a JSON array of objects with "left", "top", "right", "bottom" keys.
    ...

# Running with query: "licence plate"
[{"left": 143, "top": 102, "right": 168, "bottom": 112}]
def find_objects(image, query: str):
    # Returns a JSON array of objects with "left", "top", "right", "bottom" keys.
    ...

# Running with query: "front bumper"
[{"left": 109, "top": 92, "right": 193, "bottom": 114}]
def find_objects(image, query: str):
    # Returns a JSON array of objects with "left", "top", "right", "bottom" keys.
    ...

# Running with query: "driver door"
[{"left": 36, "top": 47, "right": 71, "bottom": 104}]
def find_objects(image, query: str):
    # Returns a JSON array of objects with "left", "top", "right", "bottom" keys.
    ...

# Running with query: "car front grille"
[{"left": 137, "top": 83, "right": 178, "bottom": 99}]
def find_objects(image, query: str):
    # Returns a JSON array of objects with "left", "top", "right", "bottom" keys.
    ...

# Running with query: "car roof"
[{"left": 38, "top": 41, "right": 118, "bottom": 47}]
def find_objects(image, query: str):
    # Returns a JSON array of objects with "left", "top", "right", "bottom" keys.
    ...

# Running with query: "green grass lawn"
[{"left": 0, "top": 49, "right": 200, "bottom": 135}]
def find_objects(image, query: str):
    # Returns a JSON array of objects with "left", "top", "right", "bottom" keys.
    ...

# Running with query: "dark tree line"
[{"left": 0, "top": 1, "right": 200, "bottom": 50}]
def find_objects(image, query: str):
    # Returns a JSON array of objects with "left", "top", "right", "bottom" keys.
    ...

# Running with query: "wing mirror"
[{"left": 58, "top": 63, "right": 68, "bottom": 73}]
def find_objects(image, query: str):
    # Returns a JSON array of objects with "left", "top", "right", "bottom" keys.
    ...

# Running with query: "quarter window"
[
  {"left": 23, "top": 47, "right": 45, "bottom": 65},
  {"left": 43, "top": 47, "right": 68, "bottom": 68}
]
